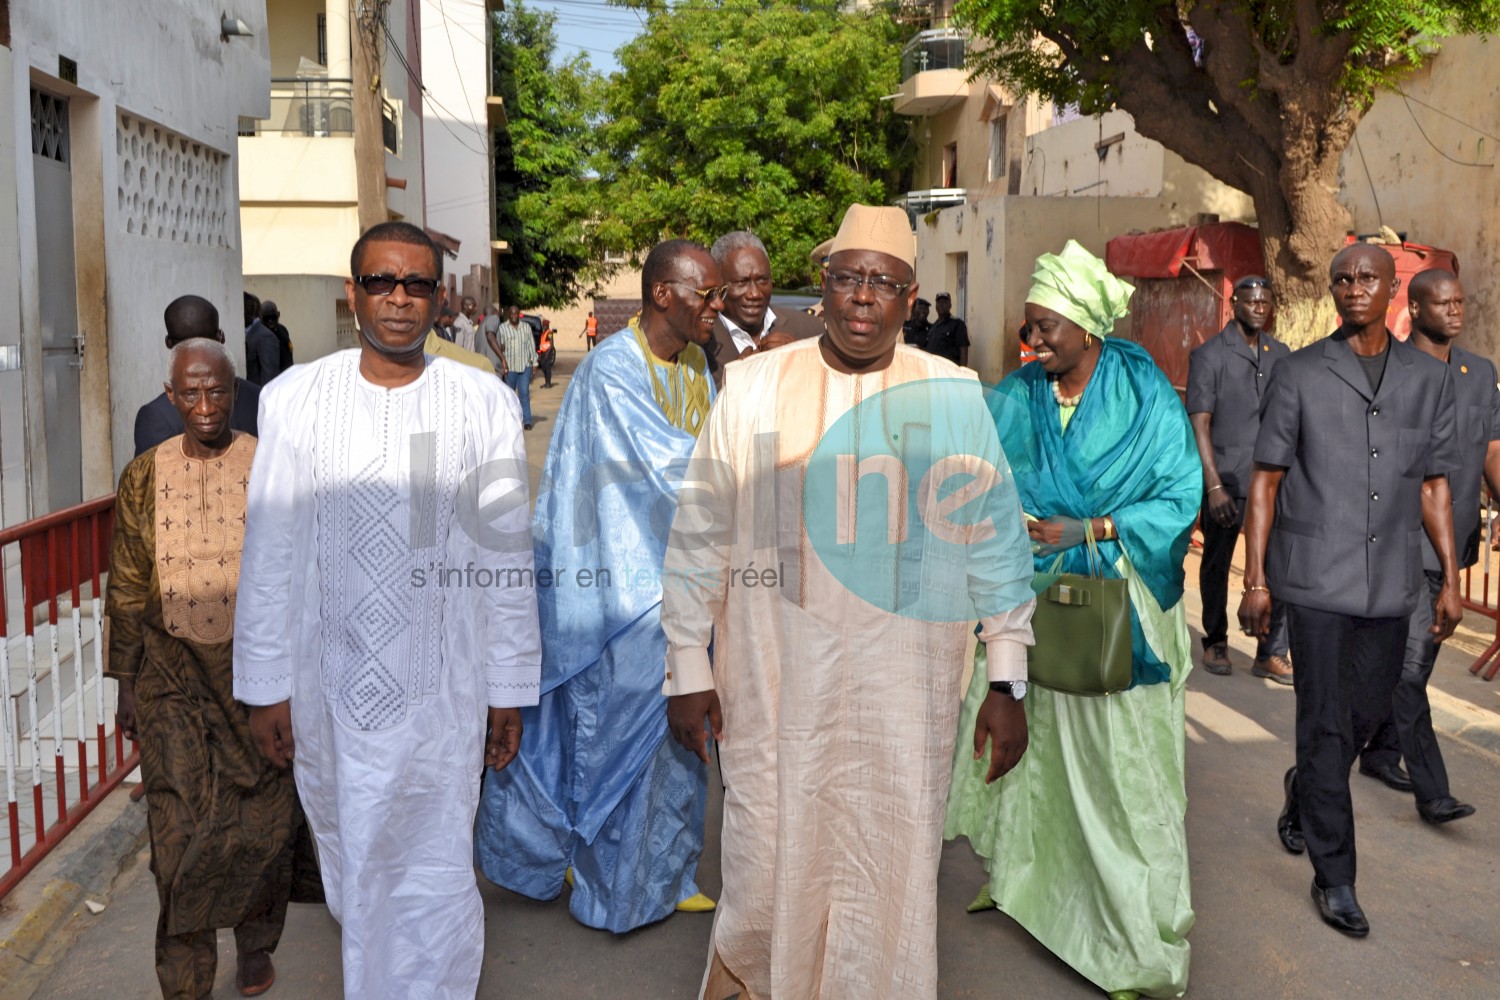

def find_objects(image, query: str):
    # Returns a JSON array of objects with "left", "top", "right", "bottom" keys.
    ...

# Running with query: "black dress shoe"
[
  {"left": 1312, "top": 882, "right": 1369, "bottom": 937},
  {"left": 1417, "top": 796, "right": 1476, "bottom": 825},
  {"left": 1358, "top": 760, "right": 1414, "bottom": 793},
  {"left": 1278, "top": 766, "right": 1304, "bottom": 854}
]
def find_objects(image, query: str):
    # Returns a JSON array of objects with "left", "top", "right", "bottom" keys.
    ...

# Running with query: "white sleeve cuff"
[
  {"left": 664, "top": 645, "right": 715, "bottom": 697},
  {"left": 486, "top": 662, "right": 541, "bottom": 708},
  {"left": 984, "top": 638, "right": 1029, "bottom": 684}
]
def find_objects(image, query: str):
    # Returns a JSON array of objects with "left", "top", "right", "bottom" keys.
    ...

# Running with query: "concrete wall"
[
  {"left": 421, "top": 0, "right": 493, "bottom": 280},
  {"left": 4, "top": 0, "right": 269, "bottom": 520},
  {"left": 541, "top": 267, "right": 644, "bottom": 352},
  {"left": 915, "top": 196, "right": 1241, "bottom": 386},
  {"left": 1020, "top": 109, "right": 1255, "bottom": 223},
  {"left": 244, "top": 273, "right": 348, "bottom": 362},
  {"left": 1338, "top": 34, "right": 1500, "bottom": 360},
  {"left": 265, "top": 0, "right": 322, "bottom": 78}
]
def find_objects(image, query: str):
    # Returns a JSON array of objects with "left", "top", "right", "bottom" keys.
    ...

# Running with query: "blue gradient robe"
[{"left": 475, "top": 331, "right": 712, "bottom": 932}]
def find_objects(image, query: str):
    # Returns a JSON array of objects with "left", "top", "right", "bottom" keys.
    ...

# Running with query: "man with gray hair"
[
  {"left": 706, "top": 229, "right": 823, "bottom": 388},
  {"left": 109, "top": 338, "right": 313, "bottom": 998},
  {"left": 134, "top": 294, "right": 260, "bottom": 455}
]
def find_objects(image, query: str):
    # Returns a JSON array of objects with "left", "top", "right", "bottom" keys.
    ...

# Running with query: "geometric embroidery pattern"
[{"left": 314, "top": 354, "right": 459, "bottom": 731}]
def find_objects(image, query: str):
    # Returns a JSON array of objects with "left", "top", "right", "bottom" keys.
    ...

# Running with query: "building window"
[
  {"left": 31, "top": 88, "right": 69, "bottom": 164},
  {"left": 237, "top": 116, "right": 259, "bottom": 138},
  {"left": 988, "top": 114, "right": 1007, "bottom": 183},
  {"left": 317, "top": 14, "right": 328, "bottom": 66},
  {"left": 382, "top": 101, "right": 399, "bottom": 154},
  {"left": 942, "top": 142, "right": 958, "bottom": 188}
]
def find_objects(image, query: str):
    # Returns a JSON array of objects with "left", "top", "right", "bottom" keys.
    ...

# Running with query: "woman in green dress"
[{"left": 947, "top": 241, "right": 1201, "bottom": 999}]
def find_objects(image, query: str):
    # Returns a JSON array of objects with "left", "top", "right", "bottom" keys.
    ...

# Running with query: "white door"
[{"left": 31, "top": 87, "right": 82, "bottom": 512}]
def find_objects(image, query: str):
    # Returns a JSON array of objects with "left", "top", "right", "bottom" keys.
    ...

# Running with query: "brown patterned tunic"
[{"left": 105, "top": 433, "right": 317, "bottom": 937}]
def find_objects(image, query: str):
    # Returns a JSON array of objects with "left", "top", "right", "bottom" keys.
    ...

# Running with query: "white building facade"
[
  {"left": 420, "top": 0, "right": 497, "bottom": 305},
  {"left": 240, "top": 0, "right": 431, "bottom": 361},
  {"left": 0, "top": 0, "right": 270, "bottom": 525}
]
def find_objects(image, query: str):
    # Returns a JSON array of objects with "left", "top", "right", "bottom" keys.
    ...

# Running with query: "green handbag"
[{"left": 1027, "top": 521, "right": 1134, "bottom": 696}]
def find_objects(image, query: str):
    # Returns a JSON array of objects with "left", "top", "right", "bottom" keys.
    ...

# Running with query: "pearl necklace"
[{"left": 1051, "top": 377, "right": 1084, "bottom": 408}]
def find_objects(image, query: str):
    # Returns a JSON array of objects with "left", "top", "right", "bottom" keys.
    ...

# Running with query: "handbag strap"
[{"left": 1083, "top": 517, "right": 1105, "bottom": 579}]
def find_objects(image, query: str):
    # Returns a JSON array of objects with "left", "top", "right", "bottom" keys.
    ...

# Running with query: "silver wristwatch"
[{"left": 989, "top": 680, "right": 1028, "bottom": 701}]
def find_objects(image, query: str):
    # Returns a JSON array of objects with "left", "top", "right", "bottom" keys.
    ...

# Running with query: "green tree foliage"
[
  {"left": 587, "top": 0, "right": 915, "bottom": 288},
  {"left": 491, "top": 2, "right": 603, "bottom": 308},
  {"left": 958, "top": 0, "right": 1500, "bottom": 312}
]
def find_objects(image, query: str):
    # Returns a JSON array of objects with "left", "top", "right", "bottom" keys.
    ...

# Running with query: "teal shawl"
[{"left": 989, "top": 339, "right": 1201, "bottom": 686}]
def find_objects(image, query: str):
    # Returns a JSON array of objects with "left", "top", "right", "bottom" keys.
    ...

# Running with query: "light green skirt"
[{"left": 946, "top": 558, "right": 1194, "bottom": 998}]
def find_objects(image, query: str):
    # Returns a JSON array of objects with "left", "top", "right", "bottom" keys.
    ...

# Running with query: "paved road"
[{"left": 20, "top": 350, "right": 1500, "bottom": 998}]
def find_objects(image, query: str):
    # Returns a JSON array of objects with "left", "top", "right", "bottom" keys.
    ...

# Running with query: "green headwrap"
[{"left": 1026, "top": 239, "right": 1134, "bottom": 337}]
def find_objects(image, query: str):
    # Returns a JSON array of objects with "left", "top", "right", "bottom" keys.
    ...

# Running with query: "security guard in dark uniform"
[
  {"left": 1186, "top": 276, "right": 1293, "bottom": 680},
  {"left": 1358, "top": 269, "right": 1493, "bottom": 824},
  {"left": 1238, "top": 244, "right": 1462, "bottom": 938}
]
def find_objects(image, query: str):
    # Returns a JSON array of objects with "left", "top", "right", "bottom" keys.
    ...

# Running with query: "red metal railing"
[
  {"left": 1463, "top": 497, "right": 1500, "bottom": 681},
  {"left": 0, "top": 495, "right": 136, "bottom": 901}
]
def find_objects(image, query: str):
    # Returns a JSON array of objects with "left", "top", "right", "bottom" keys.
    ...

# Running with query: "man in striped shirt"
[{"left": 488, "top": 304, "right": 539, "bottom": 430}]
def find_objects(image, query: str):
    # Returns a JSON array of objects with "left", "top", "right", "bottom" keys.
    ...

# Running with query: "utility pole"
[{"left": 352, "top": 0, "right": 389, "bottom": 232}]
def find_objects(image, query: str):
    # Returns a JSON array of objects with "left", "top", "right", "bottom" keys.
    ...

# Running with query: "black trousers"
[
  {"left": 1199, "top": 499, "right": 1289, "bottom": 656},
  {"left": 1359, "top": 570, "right": 1451, "bottom": 803},
  {"left": 1285, "top": 603, "right": 1408, "bottom": 888}
]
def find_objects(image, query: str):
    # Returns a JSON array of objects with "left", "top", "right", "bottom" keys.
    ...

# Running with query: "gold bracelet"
[
  {"left": 1207, "top": 484, "right": 1226, "bottom": 494},
  {"left": 1243, "top": 585, "right": 1269, "bottom": 594}
]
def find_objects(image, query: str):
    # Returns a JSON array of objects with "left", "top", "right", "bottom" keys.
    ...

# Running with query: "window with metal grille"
[{"left": 31, "top": 88, "right": 69, "bottom": 164}]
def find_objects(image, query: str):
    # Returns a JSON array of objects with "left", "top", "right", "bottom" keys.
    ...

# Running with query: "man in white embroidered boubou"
[{"left": 233, "top": 221, "right": 542, "bottom": 998}]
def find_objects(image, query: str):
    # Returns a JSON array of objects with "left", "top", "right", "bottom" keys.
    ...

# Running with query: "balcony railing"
[
  {"left": 901, "top": 28, "right": 968, "bottom": 81},
  {"left": 894, "top": 187, "right": 967, "bottom": 227},
  {"left": 251, "top": 77, "right": 354, "bottom": 137},
  {"left": 243, "top": 77, "right": 399, "bottom": 153}
]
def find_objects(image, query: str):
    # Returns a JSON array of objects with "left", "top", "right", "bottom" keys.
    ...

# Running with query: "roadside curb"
[
  {"left": 1430, "top": 684, "right": 1500, "bottom": 763},
  {"left": 0, "top": 788, "right": 147, "bottom": 1000}
]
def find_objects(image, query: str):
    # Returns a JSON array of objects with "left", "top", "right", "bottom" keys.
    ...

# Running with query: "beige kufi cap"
[{"left": 824, "top": 204, "right": 916, "bottom": 270}]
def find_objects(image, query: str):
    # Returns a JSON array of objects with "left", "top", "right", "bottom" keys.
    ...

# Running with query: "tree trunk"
[{"left": 1242, "top": 160, "right": 1348, "bottom": 348}]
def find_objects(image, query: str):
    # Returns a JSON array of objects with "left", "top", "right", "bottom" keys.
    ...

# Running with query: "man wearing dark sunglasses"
[
  {"left": 478, "top": 238, "right": 720, "bottom": 933},
  {"left": 235, "top": 221, "right": 541, "bottom": 996},
  {"left": 1187, "top": 275, "right": 1293, "bottom": 683},
  {"left": 663, "top": 205, "right": 1034, "bottom": 996}
]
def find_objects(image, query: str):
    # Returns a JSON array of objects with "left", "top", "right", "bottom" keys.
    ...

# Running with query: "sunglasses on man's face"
[
  {"left": 355, "top": 274, "right": 441, "bottom": 298},
  {"left": 662, "top": 280, "right": 729, "bottom": 303}
]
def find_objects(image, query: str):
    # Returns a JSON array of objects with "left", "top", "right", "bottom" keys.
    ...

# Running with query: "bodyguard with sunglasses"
[{"left": 1186, "top": 276, "right": 1293, "bottom": 682}]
